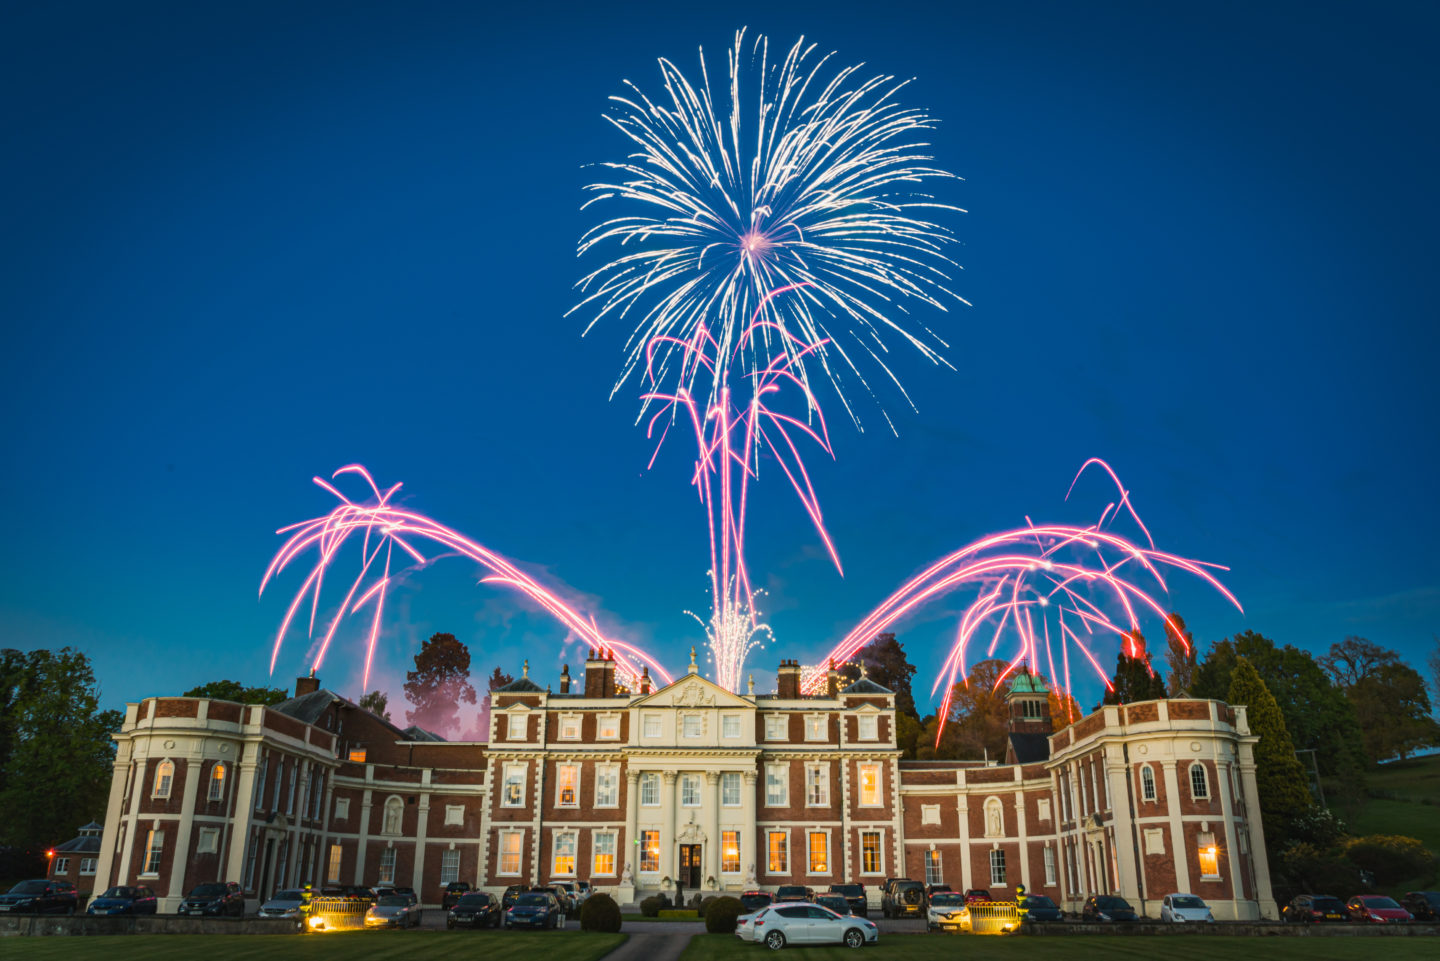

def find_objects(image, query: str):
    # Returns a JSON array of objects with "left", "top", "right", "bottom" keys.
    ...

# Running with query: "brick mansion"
[{"left": 81, "top": 650, "right": 1278, "bottom": 918}]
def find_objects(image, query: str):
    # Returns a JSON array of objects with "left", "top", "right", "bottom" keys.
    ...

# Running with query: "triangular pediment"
[{"left": 631, "top": 672, "right": 751, "bottom": 709}]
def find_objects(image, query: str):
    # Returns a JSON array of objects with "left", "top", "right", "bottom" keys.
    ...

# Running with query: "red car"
[
  {"left": 1346, "top": 896, "right": 1412, "bottom": 924},
  {"left": 964, "top": 889, "right": 992, "bottom": 904}
]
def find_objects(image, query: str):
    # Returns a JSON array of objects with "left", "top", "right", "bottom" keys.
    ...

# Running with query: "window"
[
  {"left": 640, "top": 830, "right": 660, "bottom": 872},
  {"left": 197, "top": 827, "right": 219, "bottom": 854},
  {"left": 921, "top": 804, "right": 940, "bottom": 825},
  {"left": 79, "top": 858, "right": 96, "bottom": 876},
  {"left": 382, "top": 796, "right": 404, "bottom": 835},
  {"left": 379, "top": 848, "right": 396, "bottom": 884},
  {"left": 1037, "top": 798, "right": 1051, "bottom": 821},
  {"left": 765, "top": 764, "right": 787, "bottom": 806},
  {"left": 208, "top": 763, "right": 226, "bottom": 802},
  {"left": 861, "top": 831, "right": 882, "bottom": 875},
  {"left": 53, "top": 857, "right": 69, "bottom": 875},
  {"left": 272, "top": 759, "right": 284, "bottom": 809},
  {"left": 1044, "top": 846, "right": 1056, "bottom": 885},
  {"left": 595, "top": 766, "right": 618, "bottom": 807},
  {"left": 1190, "top": 763, "right": 1210, "bottom": 800},
  {"left": 142, "top": 828, "right": 163, "bottom": 875},
  {"left": 254, "top": 758, "right": 268, "bottom": 808},
  {"left": 857, "top": 714, "right": 878, "bottom": 741},
  {"left": 681, "top": 714, "right": 702, "bottom": 738},
  {"left": 593, "top": 831, "right": 617, "bottom": 876},
  {"left": 989, "top": 849, "right": 1006, "bottom": 886},
  {"left": 152, "top": 759, "right": 174, "bottom": 798},
  {"left": 598, "top": 714, "right": 620, "bottom": 740},
  {"left": 507, "top": 713, "right": 526, "bottom": 740},
  {"left": 347, "top": 748, "right": 367, "bottom": 762},
  {"left": 499, "top": 832, "right": 522, "bottom": 875},
  {"left": 767, "top": 831, "right": 788, "bottom": 873},
  {"left": 858, "top": 763, "right": 881, "bottom": 806},
  {"left": 722, "top": 714, "right": 740, "bottom": 738},
  {"left": 1197, "top": 832, "right": 1220, "bottom": 878},
  {"left": 559, "top": 714, "right": 580, "bottom": 740},
  {"left": 805, "top": 714, "right": 826, "bottom": 741},
  {"left": 1140, "top": 765, "right": 1156, "bottom": 801},
  {"left": 721, "top": 772, "right": 741, "bottom": 806},
  {"left": 924, "top": 850, "right": 942, "bottom": 885},
  {"left": 556, "top": 764, "right": 579, "bottom": 807},
  {"left": 640, "top": 773, "right": 659, "bottom": 806},
  {"left": 722, "top": 830, "right": 740, "bottom": 873},
  {"left": 445, "top": 804, "right": 465, "bottom": 826},
  {"left": 807, "top": 832, "right": 828, "bottom": 873},
  {"left": 984, "top": 797, "right": 1004, "bottom": 838},
  {"left": 502, "top": 764, "right": 525, "bottom": 807},
  {"left": 552, "top": 832, "right": 577, "bottom": 876},
  {"left": 643, "top": 714, "right": 662, "bottom": 738},
  {"left": 441, "top": 849, "right": 460, "bottom": 884},
  {"left": 287, "top": 764, "right": 298, "bottom": 814},
  {"left": 681, "top": 774, "right": 701, "bottom": 806},
  {"left": 806, "top": 764, "right": 829, "bottom": 806},
  {"left": 764, "top": 714, "right": 786, "bottom": 740},
  {"left": 327, "top": 844, "right": 343, "bottom": 883},
  {"left": 310, "top": 772, "right": 324, "bottom": 819},
  {"left": 335, "top": 797, "right": 350, "bottom": 820}
]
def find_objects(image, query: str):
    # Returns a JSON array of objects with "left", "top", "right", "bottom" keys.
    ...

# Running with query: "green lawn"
[
  {"left": 682, "top": 933, "right": 1440, "bottom": 961},
  {"left": 1345, "top": 755, "right": 1440, "bottom": 852},
  {"left": 14, "top": 930, "right": 626, "bottom": 961}
]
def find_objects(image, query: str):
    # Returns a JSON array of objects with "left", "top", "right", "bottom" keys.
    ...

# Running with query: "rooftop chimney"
[
  {"left": 295, "top": 670, "right": 320, "bottom": 697},
  {"left": 825, "top": 658, "right": 842, "bottom": 698},
  {"left": 585, "top": 649, "right": 617, "bottom": 698},
  {"left": 777, "top": 659, "right": 801, "bottom": 700},
  {"left": 559, "top": 664, "right": 571, "bottom": 695},
  {"left": 640, "top": 666, "right": 652, "bottom": 695}
]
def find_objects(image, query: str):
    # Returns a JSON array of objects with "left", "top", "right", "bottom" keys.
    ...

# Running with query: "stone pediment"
[{"left": 632, "top": 673, "right": 750, "bottom": 710}]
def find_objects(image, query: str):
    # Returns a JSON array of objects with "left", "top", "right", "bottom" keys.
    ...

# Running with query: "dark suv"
[
  {"left": 501, "top": 884, "right": 530, "bottom": 909},
  {"left": 882, "top": 879, "right": 926, "bottom": 918},
  {"left": 1082, "top": 895, "right": 1139, "bottom": 922},
  {"left": 442, "top": 881, "right": 471, "bottom": 909},
  {"left": 178, "top": 881, "right": 245, "bottom": 917},
  {"left": 1282, "top": 894, "right": 1347, "bottom": 923},
  {"left": 774, "top": 885, "right": 812, "bottom": 903},
  {"left": 1400, "top": 892, "right": 1439, "bottom": 922},
  {"left": 0, "top": 879, "right": 78, "bottom": 914},
  {"left": 828, "top": 883, "right": 868, "bottom": 917}
]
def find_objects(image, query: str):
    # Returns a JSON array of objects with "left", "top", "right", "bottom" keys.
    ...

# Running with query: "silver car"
[
  {"left": 365, "top": 894, "right": 421, "bottom": 928},
  {"left": 1160, "top": 893, "right": 1214, "bottom": 922},
  {"left": 258, "top": 888, "right": 306, "bottom": 920},
  {"left": 744, "top": 903, "right": 879, "bottom": 949}
]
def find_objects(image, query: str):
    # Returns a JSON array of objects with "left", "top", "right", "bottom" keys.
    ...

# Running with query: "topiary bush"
[
  {"left": 580, "top": 893, "right": 622, "bottom": 933},
  {"left": 705, "top": 896, "right": 744, "bottom": 933},
  {"left": 640, "top": 894, "right": 666, "bottom": 917},
  {"left": 700, "top": 896, "right": 717, "bottom": 917}
]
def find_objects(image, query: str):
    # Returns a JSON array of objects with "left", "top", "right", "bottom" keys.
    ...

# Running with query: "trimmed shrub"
[
  {"left": 640, "top": 895, "right": 666, "bottom": 917},
  {"left": 700, "top": 896, "right": 718, "bottom": 917},
  {"left": 705, "top": 896, "right": 744, "bottom": 934},
  {"left": 580, "top": 893, "right": 622, "bottom": 933}
]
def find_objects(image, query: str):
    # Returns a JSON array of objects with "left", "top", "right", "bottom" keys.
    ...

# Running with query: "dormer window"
[
  {"left": 857, "top": 714, "right": 878, "bottom": 741},
  {"left": 681, "top": 714, "right": 702, "bottom": 738},
  {"left": 507, "top": 713, "right": 527, "bottom": 741}
]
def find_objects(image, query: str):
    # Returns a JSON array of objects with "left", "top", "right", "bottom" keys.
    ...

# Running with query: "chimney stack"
[
  {"left": 585, "top": 649, "right": 616, "bottom": 698},
  {"left": 559, "top": 664, "right": 571, "bottom": 695},
  {"left": 295, "top": 671, "right": 319, "bottom": 697},
  {"left": 825, "top": 658, "right": 842, "bottom": 698},
  {"left": 777, "top": 659, "right": 802, "bottom": 700},
  {"left": 640, "top": 666, "right": 652, "bottom": 695}
]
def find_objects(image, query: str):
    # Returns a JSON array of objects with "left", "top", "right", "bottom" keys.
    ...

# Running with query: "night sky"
[{"left": 3, "top": 1, "right": 1436, "bottom": 722}]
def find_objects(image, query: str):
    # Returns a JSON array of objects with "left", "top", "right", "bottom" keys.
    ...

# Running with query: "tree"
[
  {"left": 1347, "top": 661, "right": 1440, "bottom": 762},
  {"left": 894, "top": 711, "right": 924, "bottom": 759},
  {"left": 403, "top": 633, "right": 477, "bottom": 736},
  {"left": 487, "top": 667, "right": 514, "bottom": 692},
  {"left": 358, "top": 689, "right": 391, "bottom": 722},
  {"left": 935, "top": 659, "right": 1012, "bottom": 761},
  {"left": 0, "top": 648, "right": 123, "bottom": 853},
  {"left": 1102, "top": 631, "right": 1166, "bottom": 705},
  {"left": 183, "top": 679, "right": 289, "bottom": 705},
  {"left": 1320, "top": 636, "right": 1397, "bottom": 688},
  {"left": 1047, "top": 688, "right": 1083, "bottom": 728},
  {"left": 1226, "top": 657, "right": 1312, "bottom": 849},
  {"left": 1163, "top": 613, "right": 1198, "bottom": 696},
  {"left": 838, "top": 633, "right": 918, "bottom": 718}
]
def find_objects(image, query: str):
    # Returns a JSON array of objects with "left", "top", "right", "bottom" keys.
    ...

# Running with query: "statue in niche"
[
  {"left": 986, "top": 800, "right": 1003, "bottom": 838},
  {"left": 621, "top": 861, "right": 633, "bottom": 884}
]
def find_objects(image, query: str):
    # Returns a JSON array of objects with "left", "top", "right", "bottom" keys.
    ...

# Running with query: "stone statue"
[
  {"left": 744, "top": 861, "right": 757, "bottom": 886},
  {"left": 621, "top": 860, "right": 633, "bottom": 884},
  {"left": 987, "top": 803, "right": 1003, "bottom": 837}
]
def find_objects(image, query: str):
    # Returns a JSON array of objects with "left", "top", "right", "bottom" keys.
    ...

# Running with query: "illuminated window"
[
  {"left": 593, "top": 831, "right": 617, "bottom": 876},
  {"left": 640, "top": 773, "right": 659, "bottom": 806},
  {"left": 808, "top": 832, "right": 828, "bottom": 873},
  {"left": 498, "top": 831, "right": 522, "bottom": 875},
  {"left": 348, "top": 748, "right": 367, "bottom": 762},
  {"left": 722, "top": 772, "right": 741, "bottom": 806},
  {"left": 765, "top": 764, "right": 788, "bottom": 806},
  {"left": 806, "top": 764, "right": 829, "bottom": 806},
  {"left": 722, "top": 830, "right": 740, "bottom": 873},
  {"left": 552, "top": 832, "right": 577, "bottom": 876},
  {"left": 559, "top": 715, "right": 581, "bottom": 740},
  {"left": 556, "top": 764, "right": 578, "bottom": 807},
  {"left": 858, "top": 763, "right": 881, "bottom": 806},
  {"left": 767, "top": 831, "right": 788, "bottom": 873},
  {"left": 595, "top": 765, "right": 618, "bottom": 807},
  {"left": 440, "top": 850, "right": 460, "bottom": 884},
  {"left": 805, "top": 715, "right": 826, "bottom": 741},
  {"left": 208, "top": 763, "right": 226, "bottom": 802},
  {"left": 765, "top": 714, "right": 787, "bottom": 740},
  {"left": 861, "top": 831, "right": 882, "bottom": 875},
  {"left": 1190, "top": 763, "right": 1210, "bottom": 800},
  {"left": 1198, "top": 832, "right": 1220, "bottom": 878},
  {"left": 682, "top": 714, "right": 702, "bottom": 738},
  {"left": 924, "top": 849, "right": 942, "bottom": 885},
  {"left": 378, "top": 848, "right": 396, "bottom": 884},
  {"left": 502, "top": 764, "right": 525, "bottom": 807},
  {"left": 681, "top": 774, "right": 700, "bottom": 806},
  {"left": 858, "top": 714, "right": 878, "bottom": 741},
  {"left": 152, "top": 760, "right": 174, "bottom": 799},
  {"left": 640, "top": 830, "right": 660, "bottom": 872},
  {"left": 598, "top": 714, "right": 620, "bottom": 740},
  {"left": 382, "top": 796, "right": 404, "bottom": 835},
  {"left": 643, "top": 714, "right": 662, "bottom": 738},
  {"left": 989, "top": 849, "right": 1006, "bottom": 886},
  {"left": 1044, "top": 846, "right": 1056, "bottom": 885},
  {"left": 1140, "top": 765, "right": 1156, "bottom": 801},
  {"left": 327, "top": 844, "right": 342, "bottom": 882},
  {"left": 722, "top": 715, "right": 741, "bottom": 738}
]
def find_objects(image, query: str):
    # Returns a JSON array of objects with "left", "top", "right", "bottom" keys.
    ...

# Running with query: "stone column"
[
  {"left": 619, "top": 770, "right": 640, "bottom": 904},
  {"left": 661, "top": 771, "right": 678, "bottom": 892},
  {"left": 1237, "top": 749, "right": 1277, "bottom": 918},
  {"left": 1104, "top": 757, "right": 1139, "bottom": 903},
  {"left": 414, "top": 775, "right": 431, "bottom": 901},
  {"left": 355, "top": 785, "right": 373, "bottom": 885},
  {"left": 166, "top": 753, "right": 205, "bottom": 905},
  {"left": 704, "top": 772, "right": 721, "bottom": 888},
  {"left": 740, "top": 772, "right": 758, "bottom": 888},
  {"left": 95, "top": 740, "right": 133, "bottom": 892}
]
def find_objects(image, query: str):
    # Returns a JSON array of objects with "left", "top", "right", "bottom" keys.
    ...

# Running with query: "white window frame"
[
  {"left": 502, "top": 763, "right": 526, "bottom": 808},
  {"left": 766, "top": 830, "right": 788, "bottom": 874},
  {"left": 53, "top": 857, "right": 70, "bottom": 875},
  {"left": 592, "top": 830, "right": 618, "bottom": 877},
  {"left": 556, "top": 764, "right": 579, "bottom": 808},
  {"left": 445, "top": 804, "right": 465, "bottom": 826},
  {"left": 765, "top": 763, "right": 788, "bottom": 807},
  {"left": 440, "top": 849, "right": 460, "bottom": 884},
  {"left": 253, "top": 757, "right": 267, "bottom": 810},
  {"left": 1044, "top": 846, "right": 1057, "bottom": 885},
  {"left": 924, "top": 849, "right": 942, "bottom": 885},
  {"left": 558, "top": 714, "right": 581, "bottom": 740},
  {"left": 506, "top": 712, "right": 527, "bottom": 741},
  {"left": 805, "top": 828, "right": 831, "bottom": 875},
  {"left": 764, "top": 714, "right": 787, "bottom": 741},
  {"left": 552, "top": 830, "right": 578, "bottom": 877},
  {"left": 141, "top": 828, "right": 163, "bottom": 876},
  {"left": 721, "top": 829, "right": 741, "bottom": 873},
  {"left": 857, "top": 762, "right": 882, "bottom": 807},
  {"left": 1140, "top": 764, "right": 1157, "bottom": 802},
  {"left": 681, "top": 773, "right": 701, "bottom": 806},
  {"left": 805, "top": 763, "right": 829, "bottom": 807},
  {"left": 642, "top": 714, "right": 662, "bottom": 739},
  {"left": 498, "top": 830, "right": 523, "bottom": 876},
  {"left": 721, "top": 772, "right": 741, "bottom": 807},
  {"left": 681, "top": 713, "right": 702, "bottom": 738},
  {"left": 378, "top": 847, "right": 396, "bottom": 884},
  {"left": 79, "top": 858, "right": 96, "bottom": 876},
  {"left": 382, "top": 795, "right": 404, "bottom": 835},
  {"left": 640, "top": 830, "right": 660, "bottom": 873},
  {"left": 804, "top": 713, "right": 826, "bottom": 742},
  {"left": 1190, "top": 762, "right": 1210, "bottom": 800},
  {"left": 597, "top": 713, "right": 620, "bottom": 740},
  {"left": 721, "top": 714, "right": 741, "bottom": 738},
  {"left": 860, "top": 829, "right": 884, "bottom": 876},
  {"left": 640, "top": 772, "right": 660, "bottom": 806},
  {"left": 857, "top": 713, "right": 879, "bottom": 741},
  {"left": 595, "top": 764, "right": 619, "bottom": 807},
  {"left": 152, "top": 759, "right": 174, "bottom": 799},
  {"left": 327, "top": 843, "right": 342, "bottom": 883},
  {"left": 208, "top": 762, "right": 226, "bottom": 802},
  {"left": 989, "top": 848, "right": 1006, "bottom": 886},
  {"left": 1197, "top": 831, "right": 1221, "bottom": 879}
]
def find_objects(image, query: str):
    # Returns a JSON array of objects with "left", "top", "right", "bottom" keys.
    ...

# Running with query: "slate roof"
[
  {"left": 840, "top": 676, "right": 893, "bottom": 695},
  {"left": 55, "top": 834, "right": 102, "bottom": 855},
  {"left": 271, "top": 688, "right": 409, "bottom": 739},
  {"left": 1006, "top": 732, "right": 1051, "bottom": 764},
  {"left": 494, "top": 676, "right": 545, "bottom": 693},
  {"left": 401, "top": 725, "right": 446, "bottom": 742}
]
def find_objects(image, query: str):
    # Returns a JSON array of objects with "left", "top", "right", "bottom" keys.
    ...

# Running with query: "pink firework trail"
[
  {"left": 261, "top": 465, "right": 673, "bottom": 693},
  {"left": 807, "top": 459, "right": 1242, "bottom": 743}
]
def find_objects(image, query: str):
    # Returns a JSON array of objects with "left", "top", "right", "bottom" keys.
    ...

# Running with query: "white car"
[
  {"left": 926, "top": 891, "right": 971, "bottom": 932},
  {"left": 1160, "top": 893, "right": 1214, "bottom": 922},
  {"left": 741, "top": 903, "right": 879, "bottom": 949}
]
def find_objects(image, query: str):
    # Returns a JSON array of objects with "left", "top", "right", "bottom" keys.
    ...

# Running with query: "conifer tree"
[{"left": 1227, "top": 656, "right": 1312, "bottom": 848}]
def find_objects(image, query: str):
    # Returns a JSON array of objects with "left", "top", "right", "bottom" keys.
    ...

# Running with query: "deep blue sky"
[{"left": 3, "top": 1, "right": 1436, "bottom": 723}]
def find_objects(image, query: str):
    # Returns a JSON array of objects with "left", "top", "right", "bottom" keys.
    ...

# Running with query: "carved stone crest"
[{"left": 673, "top": 681, "right": 715, "bottom": 708}]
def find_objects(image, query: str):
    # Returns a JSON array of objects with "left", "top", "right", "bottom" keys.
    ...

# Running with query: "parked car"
[
  {"left": 257, "top": 888, "right": 307, "bottom": 920},
  {"left": 366, "top": 894, "right": 422, "bottom": 928},
  {"left": 1400, "top": 891, "right": 1440, "bottom": 922},
  {"left": 573, "top": 881, "right": 593, "bottom": 903},
  {"left": 881, "top": 879, "right": 926, "bottom": 919},
  {"left": 441, "top": 881, "right": 472, "bottom": 909},
  {"left": 505, "top": 891, "right": 562, "bottom": 929},
  {"left": 741, "top": 891, "right": 774, "bottom": 914},
  {"left": 774, "top": 885, "right": 812, "bottom": 903},
  {"left": 87, "top": 885, "right": 158, "bottom": 916},
  {"left": 827, "top": 883, "right": 868, "bottom": 917},
  {"left": 1081, "top": 895, "right": 1139, "bottom": 922},
  {"left": 177, "top": 881, "right": 244, "bottom": 917},
  {"left": 323, "top": 885, "right": 375, "bottom": 903},
  {"left": 1346, "top": 896, "right": 1412, "bottom": 924},
  {"left": 925, "top": 884, "right": 953, "bottom": 900},
  {"left": 448, "top": 891, "right": 502, "bottom": 929},
  {"left": 816, "top": 894, "right": 852, "bottom": 916},
  {"left": 1282, "top": 894, "right": 1348, "bottom": 923},
  {"left": 964, "top": 888, "right": 992, "bottom": 904},
  {"left": 1021, "top": 893, "right": 1064, "bottom": 922},
  {"left": 739, "top": 903, "right": 879, "bottom": 949},
  {"left": 502, "top": 884, "right": 530, "bottom": 909},
  {"left": 926, "top": 891, "right": 970, "bottom": 932},
  {"left": 0, "top": 879, "right": 78, "bottom": 915},
  {"left": 542, "top": 884, "right": 576, "bottom": 915},
  {"left": 1160, "top": 893, "right": 1213, "bottom": 923}
]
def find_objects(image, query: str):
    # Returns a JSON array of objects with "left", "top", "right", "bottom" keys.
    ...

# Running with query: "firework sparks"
[{"left": 261, "top": 465, "right": 672, "bottom": 692}]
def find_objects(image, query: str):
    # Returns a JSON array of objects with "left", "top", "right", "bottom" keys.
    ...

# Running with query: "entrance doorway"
[{"left": 679, "top": 844, "right": 702, "bottom": 889}]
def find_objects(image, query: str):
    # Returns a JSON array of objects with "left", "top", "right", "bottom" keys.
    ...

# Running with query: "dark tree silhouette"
[
  {"left": 838, "top": 633, "right": 918, "bottom": 718},
  {"left": 403, "top": 633, "right": 477, "bottom": 735},
  {"left": 358, "top": 689, "right": 391, "bottom": 722},
  {"left": 183, "top": 679, "right": 289, "bottom": 705}
]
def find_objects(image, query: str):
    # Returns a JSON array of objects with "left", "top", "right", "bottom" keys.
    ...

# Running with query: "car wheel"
[
  {"left": 844, "top": 928, "right": 865, "bottom": 948},
  {"left": 765, "top": 930, "right": 787, "bottom": 950}
]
